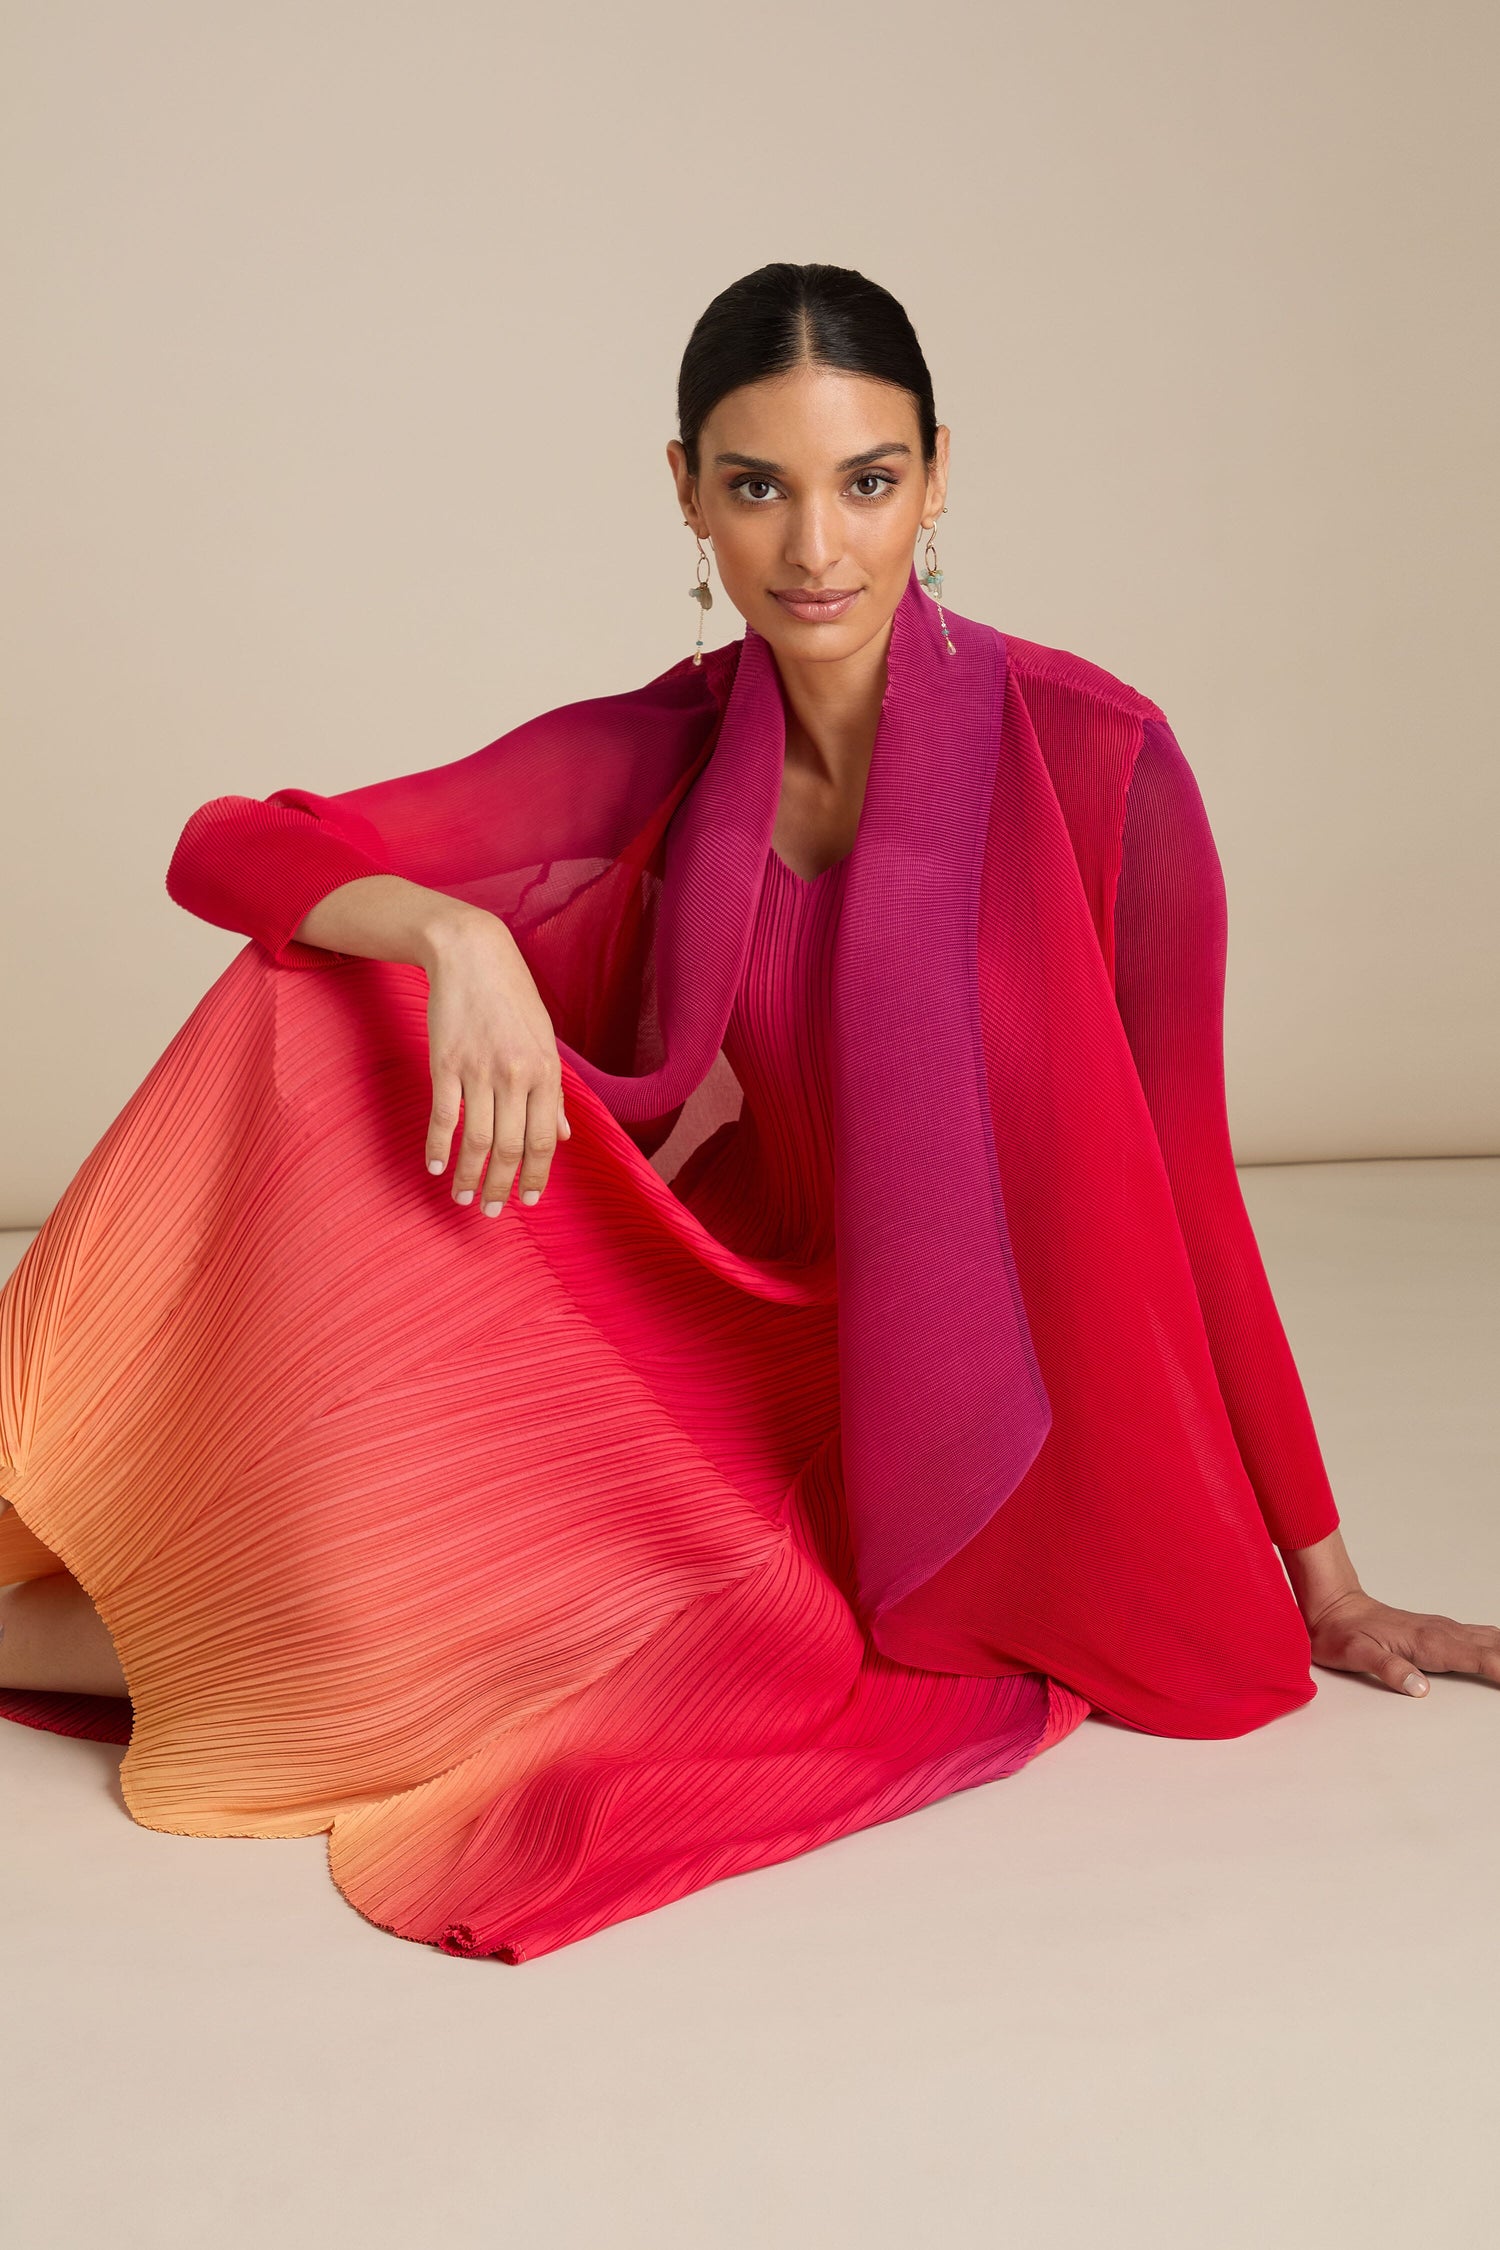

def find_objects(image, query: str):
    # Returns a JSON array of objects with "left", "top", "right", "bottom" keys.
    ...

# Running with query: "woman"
[{"left": 3, "top": 263, "right": 1495, "bottom": 1963}]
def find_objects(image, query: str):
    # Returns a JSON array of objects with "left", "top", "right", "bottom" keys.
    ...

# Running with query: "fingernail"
[
  {"left": 455, "top": 1189, "right": 474, "bottom": 1206},
  {"left": 521, "top": 1189, "right": 540, "bottom": 1206},
  {"left": 1404, "top": 1672, "right": 1428, "bottom": 1695},
  {"left": 427, "top": 1159, "right": 444, "bottom": 1175},
  {"left": 482, "top": 1200, "right": 503, "bottom": 1217}
]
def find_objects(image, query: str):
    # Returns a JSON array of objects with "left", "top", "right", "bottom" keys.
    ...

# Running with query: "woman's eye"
[{"left": 728, "top": 471, "right": 898, "bottom": 504}]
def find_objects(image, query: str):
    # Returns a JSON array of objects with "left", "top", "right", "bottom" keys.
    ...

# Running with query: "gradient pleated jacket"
[{"left": 164, "top": 566, "right": 1340, "bottom": 1703}]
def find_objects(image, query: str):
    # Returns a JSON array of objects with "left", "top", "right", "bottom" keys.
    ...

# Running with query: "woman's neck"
[
  {"left": 766, "top": 614, "right": 895, "bottom": 872},
  {"left": 772, "top": 613, "right": 893, "bottom": 790}
]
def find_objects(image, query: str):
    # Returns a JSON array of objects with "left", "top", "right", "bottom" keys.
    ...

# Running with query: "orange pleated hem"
[{"left": 0, "top": 943, "right": 1088, "bottom": 1960}]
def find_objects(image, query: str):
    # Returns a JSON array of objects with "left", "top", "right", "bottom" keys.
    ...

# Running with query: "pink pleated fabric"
[
  {"left": 0, "top": 570, "right": 1343, "bottom": 1958},
  {"left": 0, "top": 824, "right": 1082, "bottom": 1959},
  {"left": 159, "top": 568, "right": 1342, "bottom": 1584}
]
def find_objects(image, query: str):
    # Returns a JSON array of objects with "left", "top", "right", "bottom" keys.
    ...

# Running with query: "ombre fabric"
[{"left": 0, "top": 568, "right": 1341, "bottom": 1959}]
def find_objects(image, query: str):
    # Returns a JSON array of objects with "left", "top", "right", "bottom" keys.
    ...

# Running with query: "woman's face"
[{"left": 667, "top": 362, "right": 949, "bottom": 671}]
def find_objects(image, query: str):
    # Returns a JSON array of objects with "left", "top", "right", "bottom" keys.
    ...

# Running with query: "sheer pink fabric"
[
  {"left": 0, "top": 566, "right": 1349, "bottom": 1959},
  {"left": 162, "top": 563, "right": 1339, "bottom": 1705}
]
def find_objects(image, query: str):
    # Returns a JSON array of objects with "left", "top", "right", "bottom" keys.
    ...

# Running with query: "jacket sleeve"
[
  {"left": 165, "top": 787, "right": 401, "bottom": 969},
  {"left": 164, "top": 663, "right": 733, "bottom": 974},
  {"left": 1112, "top": 711, "right": 1341, "bottom": 1551}
]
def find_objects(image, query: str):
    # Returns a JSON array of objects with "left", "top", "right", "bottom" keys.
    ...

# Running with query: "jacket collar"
[{"left": 564, "top": 562, "right": 1052, "bottom": 1620}]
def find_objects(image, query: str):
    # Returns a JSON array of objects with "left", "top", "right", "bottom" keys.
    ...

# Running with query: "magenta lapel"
[
  {"left": 562, "top": 565, "right": 1053, "bottom": 1622},
  {"left": 830, "top": 570, "right": 1052, "bottom": 1616}
]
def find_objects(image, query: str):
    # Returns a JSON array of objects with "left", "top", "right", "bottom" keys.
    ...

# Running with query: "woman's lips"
[{"left": 771, "top": 587, "right": 861, "bottom": 623}]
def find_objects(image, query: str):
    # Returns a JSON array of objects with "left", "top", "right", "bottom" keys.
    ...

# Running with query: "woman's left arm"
[{"left": 1113, "top": 712, "right": 1500, "bottom": 1696}]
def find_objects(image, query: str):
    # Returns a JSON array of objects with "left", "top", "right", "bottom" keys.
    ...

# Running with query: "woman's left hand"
[{"left": 1305, "top": 1587, "right": 1500, "bottom": 1697}]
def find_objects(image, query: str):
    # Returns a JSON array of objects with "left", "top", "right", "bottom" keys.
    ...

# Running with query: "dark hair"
[{"left": 676, "top": 262, "right": 938, "bottom": 478}]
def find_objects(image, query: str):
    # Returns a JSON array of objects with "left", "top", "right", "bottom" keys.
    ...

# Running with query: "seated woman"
[{"left": 3, "top": 261, "right": 1495, "bottom": 1964}]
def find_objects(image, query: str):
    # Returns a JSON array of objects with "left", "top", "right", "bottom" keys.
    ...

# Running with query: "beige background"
[
  {"left": 2, "top": 2, "right": 1496, "bottom": 1225},
  {"left": 3, "top": 12, "right": 1499, "bottom": 2247},
  {"left": 4, "top": 1158, "right": 1498, "bottom": 2245}
]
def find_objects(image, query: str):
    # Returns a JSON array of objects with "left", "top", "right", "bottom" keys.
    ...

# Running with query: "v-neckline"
[{"left": 769, "top": 845, "right": 851, "bottom": 889}]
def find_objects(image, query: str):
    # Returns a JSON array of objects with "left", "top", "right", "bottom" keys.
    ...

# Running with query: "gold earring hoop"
[
  {"left": 686, "top": 525, "right": 713, "bottom": 665},
  {"left": 919, "top": 518, "right": 956, "bottom": 654}
]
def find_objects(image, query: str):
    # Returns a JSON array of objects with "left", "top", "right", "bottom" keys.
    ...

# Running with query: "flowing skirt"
[{"left": 0, "top": 946, "right": 1086, "bottom": 1960}]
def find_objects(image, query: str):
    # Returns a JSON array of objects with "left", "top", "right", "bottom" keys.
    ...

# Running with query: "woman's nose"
[{"left": 782, "top": 505, "right": 842, "bottom": 581}]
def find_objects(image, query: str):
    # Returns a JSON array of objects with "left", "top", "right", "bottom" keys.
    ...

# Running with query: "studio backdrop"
[{"left": 3, "top": 0, "right": 1496, "bottom": 1225}]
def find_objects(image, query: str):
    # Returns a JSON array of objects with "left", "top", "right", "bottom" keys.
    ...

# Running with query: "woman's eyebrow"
[
  {"left": 836, "top": 442, "right": 912, "bottom": 471},
  {"left": 711, "top": 441, "right": 914, "bottom": 474}
]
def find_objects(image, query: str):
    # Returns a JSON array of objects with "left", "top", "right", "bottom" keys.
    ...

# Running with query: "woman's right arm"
[
  {"left": 291, "top": 873, "right": 571, "bottom": 1217},
  {"left": 164, "top": 677, "right": 727, "bottom": 1205},
  {"left": 168, "top": 795, "right": 570, "bottom": 1214},
  {"left": 166, "top": 787, "right": 410, "bottom": 968}
]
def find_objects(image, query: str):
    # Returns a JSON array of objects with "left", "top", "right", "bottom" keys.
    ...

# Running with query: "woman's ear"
[
  {"left": 924, "top": 423, "right": 951, "bottom": 521},
  {"left": 666, "top": 439, "right": 708, "bottom": 538}
]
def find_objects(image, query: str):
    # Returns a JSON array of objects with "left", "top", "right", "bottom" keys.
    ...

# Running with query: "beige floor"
[{"left": 2, "top": 1157, "right": 1496, "bottom": 2250}]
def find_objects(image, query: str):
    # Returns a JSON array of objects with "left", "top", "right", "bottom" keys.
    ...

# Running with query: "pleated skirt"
[{"left": 0, "top": 945, "right": 1086, "bottom": 1960}]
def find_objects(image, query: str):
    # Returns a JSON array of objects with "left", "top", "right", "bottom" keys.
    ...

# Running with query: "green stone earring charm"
[
  {"left": 688, "top": 532, "right": 713, "bottom": 665},
  {"left": 919, "top": 518, "right": 956, "bottom": 654}
]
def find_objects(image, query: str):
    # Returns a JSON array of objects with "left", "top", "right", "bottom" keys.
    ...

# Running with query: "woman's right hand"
[{"left": 419, "top": 907, "right": 571, "bottom": 1215}]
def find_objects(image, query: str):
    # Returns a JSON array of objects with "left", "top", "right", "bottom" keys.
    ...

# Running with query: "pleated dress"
[{"left": 0, "top": 835, "right": 1086, "bottom": 1962}]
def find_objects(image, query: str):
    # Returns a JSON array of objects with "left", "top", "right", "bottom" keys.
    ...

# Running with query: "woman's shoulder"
[
  {"left": 490, "top": 642, "right": 739, "bottom": 773},
  {"left": 999, "top": 626, "right": 1167, "bottom": 728},
  {"left": 542, "top": 640, "right": 740, "bottom": 734},
  {"left": 993, "top": 627, "right": 1179, "bottom": 908}
]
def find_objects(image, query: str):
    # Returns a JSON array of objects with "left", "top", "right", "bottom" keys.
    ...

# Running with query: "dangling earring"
[
  {"left": 685, "top": 525, "right": 713, "bottom": 665},
  {"left": 919, "top": 514, "right": 956, "bottom": 654}
]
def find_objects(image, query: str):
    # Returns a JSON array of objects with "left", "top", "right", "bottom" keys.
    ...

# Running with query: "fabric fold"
[{"left": 0, "top": 566, "right": 1342, "bottom": 1963}]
